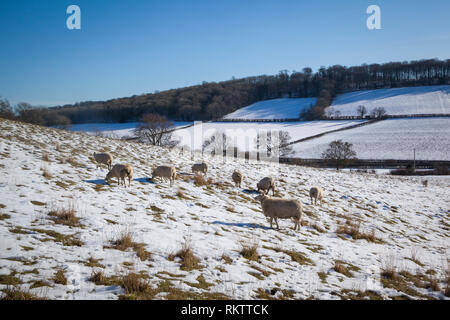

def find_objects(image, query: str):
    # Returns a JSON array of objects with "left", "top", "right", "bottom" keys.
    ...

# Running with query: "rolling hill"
[
  {"left": 223, "top": 98, "right": 317, "bottom": 120},
  {"left": 327, "top": 85, "right": 450, "bottom": 116},
  {"left": 0, "top": 118, "right": 449, "bottom": 300}
]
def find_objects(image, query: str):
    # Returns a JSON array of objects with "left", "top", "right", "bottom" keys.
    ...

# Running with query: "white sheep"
[
  {"left": 257, "top": 177, "right": 276, "bottom": 195},
  {"left": 309, "top": 186, "right": 323, "bottom": 206},
  {"left": 152, "top": 165, "right": 176, "bottom": 186},
  {"left": 93, "top": 152, "right": 113, "bottom": 170},
  {"left": 106, "top": 164, "right": 133, "bottom": 187},
  {"left": 255, "top": 194, "right": 302, "bottom": 231},
  {"left": 192, "top": 162, "right": 208, "bottom": 175},
  {"left": 232, "top": 170, "right": 243, "bottom": 187}
]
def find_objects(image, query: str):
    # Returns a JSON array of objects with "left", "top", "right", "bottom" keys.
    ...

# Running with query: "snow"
[
  {"left": 223, "top": 98, "right": 317, "bottom": 120},
  {"left": 327, "top": 85, "right": 450, "bottom": 116},
  {"left": 0, "top": 118, "right": 449, "bottom": 300},
  {"left": 290, "top": 118, "right": 450, "bottom": 160},
  {"left": 69, "top": 121, "right": 193, "bottom": 138},
  {"left": 173, "top": 120, "right": 365, "bottom": 152}
]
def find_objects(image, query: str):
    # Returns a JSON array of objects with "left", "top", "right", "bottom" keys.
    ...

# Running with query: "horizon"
[{"left": 1, "top": 0, "right": 450, "bottom": 106}]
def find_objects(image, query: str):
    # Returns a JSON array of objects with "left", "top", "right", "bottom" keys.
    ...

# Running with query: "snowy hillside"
[
  {"left": 174, "top": 120, "right": 365, "bottom": 152},
  {"left": 223, "top": 98, "right": 317, "bottom": 120},
  {"left": 327, "top": 85, "right": 450, "bottom": 116},
  {"left": 290, "top": 118, "right": 450, "bottom": 160},
  {"left": 0, "top": 118, "right": 449, "bottom": 300}
]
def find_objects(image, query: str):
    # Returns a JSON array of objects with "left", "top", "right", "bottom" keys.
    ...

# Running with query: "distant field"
[
  {"left": 223, "top": 97, "right": 317, "bottom": 120},
  {"left": 290, "top": 117, "right": 450, "bottom": 160},
  {"left": 327, "top": 85, "right": 450, "bottom": 116},
  {"left": 69, "top": 121, "right": 193, "bottom": 137},
  {"left": 173, "top": 120, "right": 365, "bottom": 151}
]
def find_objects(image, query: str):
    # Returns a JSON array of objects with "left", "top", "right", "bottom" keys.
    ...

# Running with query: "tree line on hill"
[{"left": 1, "top": 58, "right": 449, "bottom": 126}]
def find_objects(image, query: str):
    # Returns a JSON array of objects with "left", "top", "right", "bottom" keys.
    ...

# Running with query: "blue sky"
[{"left": 0, "top": 0, "right": 449, "bottom": 106}]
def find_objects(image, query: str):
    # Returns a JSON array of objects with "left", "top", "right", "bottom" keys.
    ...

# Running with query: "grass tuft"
[
  {"left": 240, "top": 241, "right": 259, "bottom": 262},
  {"left": 193, "top": 174, "right": 213, "bottom": 186},
  {"left": 1, "top": 286, "right": 45, "bottom": 300},
  {"left": 48, "top": 201, "right": 80, "bottom": 227},
  {"left": 168, "top": 239, "right": 201, "bottom": 271},
  {"left": 53, "top": 269, "right": 67, "bottom": 285},
  {"left": 105, "top": 230, "right": 151, "bottom": 261}
]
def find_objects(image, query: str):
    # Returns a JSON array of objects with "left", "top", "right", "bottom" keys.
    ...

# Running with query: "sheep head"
[{"left": 255, "top": 194, "right": 267, "bottom": 203}]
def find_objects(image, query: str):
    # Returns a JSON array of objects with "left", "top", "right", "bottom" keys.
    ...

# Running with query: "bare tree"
[
  {"left": 0, "top": 98, "right": 15, "bottom": 120},
  {"left": 255, "top": 130, "right": 293, "bottom": 158},
  {"left": 134, "top": 113, "right": 177, "bottom": 147},
  {"left": 371, "top": 107, "right": 387, "bottom": 118},
  {"left": 321, "top": 140, "right": 357, "bottom": 170},
  {"left": 325, "top": 107, "right": 335, "bottom": 119},
  {"left": 202, "top": 131, "right": 230, "bottom": 156},
  {"left": 357, "top": 105, "right": 367, "bottom": 118},
  {"left": 15, "top": 102, "right": 46, "bottom": 125}
]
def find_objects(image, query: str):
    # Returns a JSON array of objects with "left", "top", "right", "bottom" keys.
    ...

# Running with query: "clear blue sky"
[{"left": 1, "top": 0, "right": 449, "bottom": 106}]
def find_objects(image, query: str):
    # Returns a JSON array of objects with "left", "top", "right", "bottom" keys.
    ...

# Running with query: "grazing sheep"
[
  {"left": 152, "top": 165, "right": 176, "bottom": 186},
  {"left": 255, "top": 194, "right": 302, "bottom": 231},
  {"left": 257, "top": 177, "right": 276, "bottom": 195},
  {"left": 120, "top": 164, "right": 133, "bottom": 187},
  {"left": 192, "top": 162, "right": 208, "bottom": 175},
  {"left": 309, "top": 186, "right": 324, "bottom": 206},
  {"left": 106, "top": 164, "right": 133, "bottom": 187},
  {"left": 93, "top": 152, "right": 113, "bottom": 170},
  {"left": 232, "top": 170, "right": 243, "bottom": 187}
]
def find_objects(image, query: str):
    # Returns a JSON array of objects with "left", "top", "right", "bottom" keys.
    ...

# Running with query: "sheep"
[
  {"left": 255, "top": 194, "right": 302, "bottom": 231},
  {"left": 152, "top": 165, "right": 176, "bottom": 186},
  {"left": 192, "top": 162, "right": 208, "bottom": 175},
  {"left": 309, "top": 186, "right": 323, "bottom": 206},
  {"left": 257, "top": 177, "right": 276, "bottom": 195},
  {"left": 93, "top": 152, "right": 113, "bottom": 170},
  {"left": 105, "top": 164, "right": 133, "bottom": 187},
  {"left": 232, "top": 170, "right": 243, "bottom": 187}
]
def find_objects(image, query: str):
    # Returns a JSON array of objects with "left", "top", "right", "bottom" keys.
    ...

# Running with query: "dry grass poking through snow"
[
  {"left": 240, "top": 241, "right": 259, "bottom": 262},
  {"left": 40, "top": 164, "right": 52, "bottom": 179},
  {"left": 193, "top": 174, "right": 213, "bottom": 186},
  {"left": 48, "top": 201, "right": 81, "bottom": 227},
  {"left": 0, "top": 286, "right": 46, "bottom": 300},
  {"left": 168, "top": 238, "right": 202, "bottom": 271},
  {"left": 105, "top": 230, "right": 152, "bottom": 261},
  {"left": 53, "top": 269, "right": 67, "bottom": 285},
  {"left": 336, "top": 215, "right": 383, "bottom": 243},
  {"left": 42, "top": 151, "right": 50, "bottom": 162}
]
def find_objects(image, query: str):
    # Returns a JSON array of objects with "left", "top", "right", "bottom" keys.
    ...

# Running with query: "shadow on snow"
[{"left": 212, "top": 221, "right": 270, "bottom": 230}]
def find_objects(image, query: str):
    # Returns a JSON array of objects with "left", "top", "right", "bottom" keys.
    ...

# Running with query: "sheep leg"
[
  {"left": 275, "top": 218, "right": 279, "bottom": 230},
  {"left": 270, "top": 218, "right": 273, "bottom": 229}
]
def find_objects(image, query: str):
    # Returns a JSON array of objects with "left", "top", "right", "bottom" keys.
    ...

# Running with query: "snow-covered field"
[
  {"left": 173, "top": 120, "right": 365, "bottom": 152},
  {"left": 327, "top": 85, "right": 450, "bottom": 116},
  {"left": 0, "top": 118, "right": 449, "bottom": 300},
  {"left": 69, "top": 121, "right": 193, "bottom": 138},
  {"left": 68, "top": 120, "right": 366, "bottom": 153},
  {"left": 223, "top": 98, "right": 317, "bottom": 120},
  {"left": 290, "top": 118, "right": 450, "bottom": 160}
]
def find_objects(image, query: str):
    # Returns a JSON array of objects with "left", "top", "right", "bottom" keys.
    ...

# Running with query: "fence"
[
  {"left": 279, "top": 158, "right": 450, "bottom": 169},
  {"left": 219, "top": 113, "right": 450, "bottom": 122}
]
